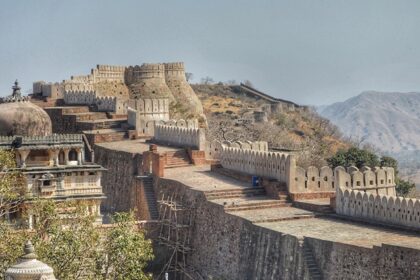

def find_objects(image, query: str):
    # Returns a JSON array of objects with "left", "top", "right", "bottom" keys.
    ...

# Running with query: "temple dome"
[{"left": 0, "top": 81, "right": 52, "bottom": 137}]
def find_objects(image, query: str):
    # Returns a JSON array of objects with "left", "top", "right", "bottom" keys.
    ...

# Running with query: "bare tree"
[{"left": 201, "top": 76, "right": 215, "bottom": 85}]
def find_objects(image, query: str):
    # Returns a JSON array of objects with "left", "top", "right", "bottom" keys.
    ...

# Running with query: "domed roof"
[
  {"left": 5, "top": 241, "right": 56, "bottom": 280},
  {"left": 0, "top": 81, "right": 52, "bottom": 137}
]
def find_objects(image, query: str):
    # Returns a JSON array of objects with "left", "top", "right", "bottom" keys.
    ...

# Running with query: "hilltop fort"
[{"left": 4, "top": 62, "right": 419, "bottom": 279}]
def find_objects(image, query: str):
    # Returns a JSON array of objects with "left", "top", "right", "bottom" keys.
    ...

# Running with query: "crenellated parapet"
[
  {"left": 164, "top": 62, "right": 186, "bottom": 79},
  {"left": 290, "top": 165, "right": 396, "bottom": 195},
  {"left": 154, "top": 124, "right": 206, "bottom": 150},
  {"left": 206, "top": 139, "right": 268, "bottom": 160},
  {"left": 63, "top": 90, "right": 96, "bottom": 105},
  {"left": 126, "top": 63, "right": 174, "bottom": 100},
  {"left": 336, "top": 187, "right": 420, "bottom": 230},
  {"left": 91, "top": 64, "right": 126, "bottom": 83},
  {"left": 95, "top": 96, "right": 127, "bottom": 114},
  {"left": 220, "top": 147, "right": 292, "bottom": 184}
]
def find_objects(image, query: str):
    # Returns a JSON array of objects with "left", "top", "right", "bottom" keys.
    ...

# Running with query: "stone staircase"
[
  {"left": 303, "top": 240, "right": 322, "bottom": 280},
  {"left": 141, "top": 176, "right": 159, "bottom": 220},
  {"left": 205, "top": 187, "right": 266, "bottom": 200},
  {"left": 224, "top": 198, "right": 291, "bottom": 212},
  {"left": 165, "top": 150, "right": 192, "bottom": 168},
  {"left": 206, "top": 187, "right": 292, "bottom": 212}
]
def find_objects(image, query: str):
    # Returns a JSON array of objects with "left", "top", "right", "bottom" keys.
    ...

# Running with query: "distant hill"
[
  {"left": 318, "top": 91, "right": 420, "bottom": 191},
  {"left": 318, "top": 91, "right": 420, "bottom": 153}
]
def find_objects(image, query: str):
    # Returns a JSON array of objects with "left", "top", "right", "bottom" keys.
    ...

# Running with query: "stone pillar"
[
  {"left": 18, "top": 149, "right": 30, "bottom": 168},
  {"left": 77, "top": 148, "right": 83, "bottom": 165},
  {"left": 51, "top": 149, "right": 60, "bottom": 167},
  {"left": 63, "top": 148, "right": 70, "bottom": 165}
]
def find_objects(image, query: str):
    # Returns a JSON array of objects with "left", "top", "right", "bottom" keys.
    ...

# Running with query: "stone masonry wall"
[
  {"left": 154, "top": 177, "right": 307, "bottom": 280},
  {"left": 154, "top": 177, "right": 420, "bottom": 279},
  {"left": 94, "top": 144, "right": 142, "bottom": 213}
]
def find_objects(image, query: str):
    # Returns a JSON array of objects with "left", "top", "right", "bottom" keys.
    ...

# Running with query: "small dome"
[
  {"left": 0, "top": 81, "right": 52, "bottom": 137},
  {"left": 5, "top": 241, "right": 56, "bottom": 280}
]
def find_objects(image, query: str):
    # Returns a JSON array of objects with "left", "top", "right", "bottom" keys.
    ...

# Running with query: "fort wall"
[
  {"left": 153, "top": 124, "right": 206, "bottom": 150},
  {"left": 93, "top": 144, "right": 142, "bottom": 212},
  {"left": 336, "top": 187, "right": 420, "bottom": 230},
  {"left": 154, "top": 177, "right": 420, "bottom": 279},
  {"left": 63, "top": 91, "right": 127, "bottom": 114},
  {"left": 126, "top": 63, "right": 174, "bottom": 101},
  {"left": 164, "top": 62, "right": 204, "bottom": 115}
]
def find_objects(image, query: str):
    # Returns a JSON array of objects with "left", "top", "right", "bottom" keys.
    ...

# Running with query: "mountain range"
[{"left": 318, "top": 91, "right": 420, "bottom": 190}]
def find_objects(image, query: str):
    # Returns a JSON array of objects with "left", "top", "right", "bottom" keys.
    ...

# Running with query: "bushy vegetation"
[
  {"left": 194, "top": 84, "right": 348, "bottom": 167},
  {"left": 0, "top": 150, "right": 154, "bottom": 279},
  {"left": 327, "top": 147, "right": 415, "bottom": 196}
]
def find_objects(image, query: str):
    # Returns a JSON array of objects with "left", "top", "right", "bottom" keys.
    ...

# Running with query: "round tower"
[
  {"left": 164, "top": 62, "right": 204, "bottom": 116},
  {"left": 127, "top": 63, "right": 174, "bottom": 101}
]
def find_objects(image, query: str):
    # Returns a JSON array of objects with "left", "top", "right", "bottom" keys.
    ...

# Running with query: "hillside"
[
  {"left": 319, "top": 91, "right": 420, "bottom": 152},
  {"left": 318, "top": 91, "right": 420, "bottom": 191},
  {"left": 192, "top": 84, "right": 349, "bottom": 167}
]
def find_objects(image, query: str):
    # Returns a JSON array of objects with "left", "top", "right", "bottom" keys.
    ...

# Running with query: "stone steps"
[
  {"left": 165, "top": 150, "right": 192, "bottom": 168},
  {"left": 142, "top": 177, "right": 159, "bottom": 220},
  {"left": 225, "top": 201, "right": 291, "bottom": 212},
  {"left": 303, "top": 240, "right": 322, "bottom": 280},
  {"left": 251, "top": 214, "right": 315, "bottom": 223},
  {"left": 205, "top": 187, "right": 266, "bottom": 200}
]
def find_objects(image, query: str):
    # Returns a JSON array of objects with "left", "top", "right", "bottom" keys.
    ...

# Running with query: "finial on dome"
[{"left": 21, "top": 240, "right": 38, "bottom": 260}]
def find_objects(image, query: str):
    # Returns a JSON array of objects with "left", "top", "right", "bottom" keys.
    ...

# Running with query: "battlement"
[
  {"left": 154, "top": 123, "right": 206, "bottom": 150},
  {"left": 220, "top": 147, "right": 292, "bottom": 183},
  {"left": 164, "top": 62, "right": 186, "bottom": 79},
  {"left": 336, "top": 187, "right": 420, "bottom": 230},
  {"left": 290, "top": 165, "right": 396, "bottom": 195}
]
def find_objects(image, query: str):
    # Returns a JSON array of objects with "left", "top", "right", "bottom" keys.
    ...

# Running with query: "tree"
[
  {"left": 185, "top": 72, "right": 193, "bottom": 82},
  {"left": 327, "top": 147, "right": 379, "bottom": 169},
  {"left": 100, "top": 212, "right": 153, "bottom": 280},
  {"left": 201, "top": 76, "right": 214, "bottom": 85},
  {"left": 32, "top": 200, "right": 101, "bottom": 280},
  {"left": 0, "top": 149, "right": 26, "bottom": 219},
  {"left": 328, "top": 148, "right": 415, "bottom": 196}
]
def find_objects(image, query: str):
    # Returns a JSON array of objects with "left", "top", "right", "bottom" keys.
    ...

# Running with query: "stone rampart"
[
  {"left": 290, "top": 165, "right": 396, "bottom": 195},
  {"left": 220, "top": 147, "right": 292, "bottom": 183},
  {"left": 336, "top": 187, "right": 420, "bottom": 230},
  {"left": 154, "top": 176, "right": 420, "bottom": 279},
  {"left": 126, "top": 63, "right": 174, "bottom": 100},
  {"left": 63, "top": 91, "right": 126, "bottom": 114},
  {"left": 91, "top": 64, "right": 126, "bottom": 83},
  {"left": 206, "top": 139, "right": 268, "bottom": 160},
  {"left": 154, "top": 124, "right": 206, "bottom": 150},
  {"left": 63, "top": 90, "right": 96, "bottom": 105},
  {"left": 96, "top": 96, "right": 127, "bottom": 114},
  {"left": 164, "top": 62, "right": 204, "bottom": 115}
]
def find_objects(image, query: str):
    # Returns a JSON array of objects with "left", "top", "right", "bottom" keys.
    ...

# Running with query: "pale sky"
[{"left": 1, "top": 0, "right": 420, "bottom": 105}]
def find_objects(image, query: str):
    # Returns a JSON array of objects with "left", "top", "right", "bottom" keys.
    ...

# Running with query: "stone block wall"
[
  {"left": 154, "top": 177, "right": 420, "bottom": 279},
  {"left": 220, "top": 147, "right": 292, "bottom": 183},
  {"left": 336, "top": 187, "right": 420, "bottom": 230},
  {"left": 154, "top": 124, "right": 206, "bottom": 150},
  {"left": 206, "top": 139, "right": 268, "bottom": 160},
  {"left": 93, "top": 145, "right": 142, "bottom": 212}
]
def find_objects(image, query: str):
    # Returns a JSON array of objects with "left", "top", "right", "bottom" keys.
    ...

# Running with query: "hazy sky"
[{"left": 1, "top": 0, "right": 420, "bottom": 105}]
